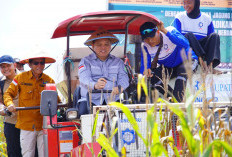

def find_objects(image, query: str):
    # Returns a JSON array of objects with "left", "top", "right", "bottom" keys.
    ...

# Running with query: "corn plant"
[
  {"left": 0, "top": 116, "right": 7, "bottom": 157},
  {"left": 89, "top": 50, "right": 232, "bottom": 156},
  {"left": 95, "top": 71, "right": 232, "bottom": 156}
]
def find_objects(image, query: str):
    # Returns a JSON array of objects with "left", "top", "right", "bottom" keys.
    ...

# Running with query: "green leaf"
[
  {"left": 202, "top": 142, "right": 214, "bottom": 157},
  {"left": 92, "top": 110, "right": 100, "bottom": 137},
  {"left": 147, "top": 106, "right": 155, "bottom": 130},
  {"left": 109, "top": 102, "right": 147, "bottom": 145},
  {"left": 109, "top": 128, "right": 118, "bottom": 142},
  {"left": 185, "top": 84, "right": 204, "bottom": 130},
  {"left": 186, "top": 94, "right": 195, "bottom": 128},
  {"left": 97, "top": 134, "right": 119, "bottom": 157},
  {"left": 151, "top": 143, "right": 168, "bottom": 156},
  {"left": 159, "top": 99, "right": 198, "bottom": 155},
  {"left": 202, "top": 140, "right": 232, "bottom": 157},
  {"left": 150, "top": 123, "right": 168, "bottom": 157},
  {"left": 121, "top": 146, "right": 127, "bottom": 157},
  {"left": 152, "top": 123, "right": 159, "bottom": 143},
  {"left": 141, "top": 76, "right": 148, "bottom": 96},
  {"left": 219, "top": 141, "right": 232, "bottom": 156},
  {"left": 137, "top": 74, "right": 143, "bottom": 101},
  {"left": 97, "top": 148, "right": 104, "bottom": 157},
  {"left": 173, "top": 146, "right": 180, "bottom": 157}
]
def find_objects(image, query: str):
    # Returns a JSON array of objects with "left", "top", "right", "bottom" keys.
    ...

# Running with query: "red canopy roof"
[{"left": 51, "top": 10, "right": 160, "bottom": 39}]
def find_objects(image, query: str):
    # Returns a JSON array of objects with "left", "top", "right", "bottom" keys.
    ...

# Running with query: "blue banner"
[{"left": 109, "top": 3, "right": 232, "bottom": 64}]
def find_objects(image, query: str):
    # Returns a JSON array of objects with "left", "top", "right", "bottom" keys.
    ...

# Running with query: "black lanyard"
[{"left": 151, "top": 33, "right": 163, "bottom": 70}]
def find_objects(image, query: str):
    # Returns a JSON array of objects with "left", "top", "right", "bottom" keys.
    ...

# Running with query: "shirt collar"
[
  {"left": 143, "top": 41, "right": 153, "bottom": 49},
  {"left": 89, "top": 53, "right": 113, "bottom": 60},
  {"left": 29, "top": 70, "right": 44, "bottom": 80},
  {"left": 15, "top": 69, "right": 20, "bottom": 75}
]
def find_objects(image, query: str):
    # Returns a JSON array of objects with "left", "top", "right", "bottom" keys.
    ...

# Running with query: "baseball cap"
[
  {"left": 0, "top": 55, "right": 15, "bottom": 64},
  {"left": 140, "top": 22, "right": 158, "bottom": 40},
  {"left": 14, "top": 58, "right": 20, "bottom": 63},
  {"left": 14, "top": 58, "right": 25, "bottom": 65}
]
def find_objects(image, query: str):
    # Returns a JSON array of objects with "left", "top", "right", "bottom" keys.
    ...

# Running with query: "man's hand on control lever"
[
  {"left": 94, "top": 78, "right": 107, "bottom": 90},
  {"left": 112, "top": 86, "right": 124, "bottom": 95},
  {"left": 7, "top": 104, "right": 16, "bottom": 112}
]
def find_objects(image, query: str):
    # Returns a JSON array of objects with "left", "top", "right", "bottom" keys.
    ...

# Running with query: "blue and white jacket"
[
  {"left": 173, "top": 11, "right": 214, "bottom": 40},
  {"left": 140, "top": 26, "right": 198, "bottom": 73}
]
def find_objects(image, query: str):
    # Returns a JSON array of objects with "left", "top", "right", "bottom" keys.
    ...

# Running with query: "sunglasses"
[
  {"left": 142, "top": 27, "right": 157, "bottom": 35},
  {"left": 32, "top": 61, "right": 45, "bottom": 65}
]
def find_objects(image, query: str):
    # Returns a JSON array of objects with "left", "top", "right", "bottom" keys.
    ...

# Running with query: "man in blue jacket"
[
  {"left": 77, "top": 28, "right": 129, "bottom": 115},
  {"left": 140, "top": 21, "right": 198, "bottom": 102}
]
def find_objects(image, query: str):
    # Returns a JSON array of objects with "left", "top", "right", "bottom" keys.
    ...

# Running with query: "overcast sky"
[
  {"left": 0, "top": 0, "right": 108, "bottom": 79},
  {"left": 0, "top": 0, "right": 107, "bottom": 57}
]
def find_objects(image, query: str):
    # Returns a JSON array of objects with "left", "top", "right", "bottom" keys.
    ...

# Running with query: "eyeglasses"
[
  {"left": 142, "top": 27, "right": 157, "bottom": 35},
  {"left": 32, "top": 61, "right": 45, "bottom": 65}
]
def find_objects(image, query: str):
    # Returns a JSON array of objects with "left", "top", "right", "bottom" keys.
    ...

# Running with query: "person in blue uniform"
[
  {"left": 140, "top": 21, "right": 198, "bottom": 102},
  {"left": 173, "top": 0, "right": 221, "bottom": 74},
  {"left": 77, "top": 28, "right": 129, "bottom": 115}
]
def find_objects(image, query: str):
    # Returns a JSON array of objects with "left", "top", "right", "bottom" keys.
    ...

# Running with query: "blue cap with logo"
[{"left": 0, "top": 55, "right": 15, "bottom": 64}]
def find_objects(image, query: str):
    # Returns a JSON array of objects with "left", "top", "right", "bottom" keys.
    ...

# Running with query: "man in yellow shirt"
[{"left": 4, "top": 54, "right": 56, "bottom": 157}]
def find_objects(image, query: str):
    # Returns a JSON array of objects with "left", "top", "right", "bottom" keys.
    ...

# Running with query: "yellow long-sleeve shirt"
[{"left": 4, "top": 70, "right": 56, "bottom": 131}]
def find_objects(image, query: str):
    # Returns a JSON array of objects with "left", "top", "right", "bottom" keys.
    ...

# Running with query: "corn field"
[
  {"left": 92, "top": 84, "right": 232, "bottom": 157},
  {"left": 84, "top": 56, "right": 232, "bottom": 157},
  {"left": 0, "top": 54, "right": 231, "bottom": 156}
]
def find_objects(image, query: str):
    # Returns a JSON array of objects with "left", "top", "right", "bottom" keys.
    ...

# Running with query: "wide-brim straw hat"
[
  {"left": 20, "top": 49, "right": 56, "bottom": 64},
  {"left": 84, "top": 28, "right": 119, "bottom": 46}
]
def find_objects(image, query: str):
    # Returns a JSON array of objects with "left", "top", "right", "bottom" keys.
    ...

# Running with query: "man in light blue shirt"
[{"left": 77, "top": 28, "right": 129, "bottom": 115}]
